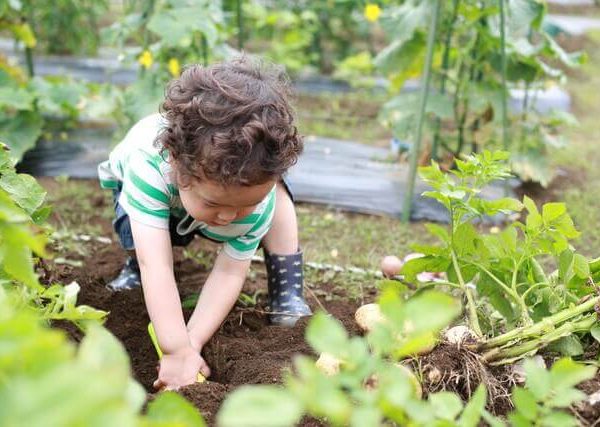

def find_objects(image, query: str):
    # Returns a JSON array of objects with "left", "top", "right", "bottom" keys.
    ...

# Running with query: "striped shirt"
[{"left": 98, "top": 114, "right": 276, "bottom": 260}]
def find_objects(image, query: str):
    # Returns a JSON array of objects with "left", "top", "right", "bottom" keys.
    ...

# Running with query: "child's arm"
[
  {"left": 186, "top": 250, "right": 251, "bottom": 350},
  {"left": 130, "top": 219, "right": 209, "bottom": 389}
]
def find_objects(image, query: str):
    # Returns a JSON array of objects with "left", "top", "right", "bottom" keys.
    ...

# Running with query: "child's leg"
[
  {"left": 262, "top": 181, "right": 312, "bottom": 327},
  {"left": 107, "top": 197, "right": 142, "bottom": 291}
]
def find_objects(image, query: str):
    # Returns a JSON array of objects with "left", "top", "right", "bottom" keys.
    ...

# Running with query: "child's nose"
[{"left": 217, "top": 210, "right": 237, "bottom": 221}]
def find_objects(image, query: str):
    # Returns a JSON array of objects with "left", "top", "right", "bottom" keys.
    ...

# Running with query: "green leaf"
[
  {"left": 572, "top": 254, "right": 590, "bottom": 279},
  {"left": 549, "top": 358, "right": 596, "bottom": 392},
  {"left": 591, "top": 325, "right": 600, "bottom": 343},
  {"left": 539, "top": 412, "right": 579, "bottom": 427},
  {"left": 512, "top": 387, "right": 538, "bottom": 421},
  {"left": 401, "top": 256, "right": 450, "bottom": 283},
  {"left": 0, "top": 172, "right": 46, "bottom": 214},
  {"left": 350, "top": 405, "right": 382, "bottom": 427},
  {"left": 542, "top": 203, "right": 566, "bottom": 224},
  {"left": 0, "top": 110, "right": 43, "bottom": 162},
  {"left": 374, "top": 32, "right": 426, "bottom": 75},
  {"left": 548, "top": 336, "right": 584, "bottom": 357},
  {"left": 458, "top": 385, "right": 486, "bottom": 427},
  {"left": 218, "top": 386, "right": 302, "bottom": 427},
  {"left": 305, "top": 311, "right": 349, "bottom": 357},
  {"left": 147, "top": 392, "right": 206, "bottom": 426},
  {"left": 429, "top": 392, "right": 463, "bottom": 421},
  {"left": 523, "top": 358, "right": 551, "bottom": 400},
  {"left": 0, "top": 86, "right": 35, "bottom": 110}
]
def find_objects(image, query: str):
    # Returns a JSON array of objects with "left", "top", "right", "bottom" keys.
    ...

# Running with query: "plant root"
[{"left": 413, "top": 343, "right": 516, "bottom": 415}]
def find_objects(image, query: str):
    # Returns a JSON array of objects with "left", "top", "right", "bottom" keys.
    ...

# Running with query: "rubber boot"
[
  {"left": 106, "top": 257, "right": 141, "bottom": 291},
  {"left": 265, "top": 249, "right": 312, "bottom": 327}
]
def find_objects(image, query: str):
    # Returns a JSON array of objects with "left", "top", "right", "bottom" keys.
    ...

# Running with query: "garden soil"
[{"left": 40, "top": 179, "right": 600, "bottom": 426}]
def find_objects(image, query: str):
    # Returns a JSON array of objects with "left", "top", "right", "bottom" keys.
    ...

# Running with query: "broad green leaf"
[
  {"left": 147, "top": 392, "right": 206, "bottom": 426},
  {"left": 218, "top": 386, "right": 303, "bottom": 427},
  {"left": 0, "top": 110, "right": 43, "bottom": 162},
  {"left": 429, "top": 392, "right": 463, "bottom": 421},
  {"left": 539, "top": 412, "right": 579, "bottom": 427},
  {"left": 401, "top": 291, "right": 461, "bottom": 335},
  {"left": 350, "top": 405, "right": 382, "bottom": 427},
  {"left": 548, "top": 336, "right": 584, "bottom": 357},
  {"left": 549, "top": 358, "right": 596, "bottom": 391},
  {"left": 523, "top": 358, "right": 551, "bottom": 400},
  {"left": 542, "top": 203, "right": 566, "bottom": 224},
  {"left": 572, "top": 254, "right": 590, "bottom": 279},
  {"left": 305, "top": 311, "right": 349, "bottom": 357},
  {"left": 0, "top": 86, "right": 35, "bottom": 110},
  {"left": 401, "top": 256, "right": 450, "bottom": 283},
  {"left": 512, "top": 387, "right": 538, "bottom": 421},
  {"left": 0, "top": 172, "right": 46, "bottom": 214},
  {"left": 458, "top": 385, "right": 486, "bottom": 427},
  {"left": 548, "top": 388, "right": 586, "bottom": 407}
]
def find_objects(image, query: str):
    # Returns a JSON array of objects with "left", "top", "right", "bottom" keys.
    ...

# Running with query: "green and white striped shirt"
[{"left": 98, "top": 114, "right": 276, "bottom": 260}]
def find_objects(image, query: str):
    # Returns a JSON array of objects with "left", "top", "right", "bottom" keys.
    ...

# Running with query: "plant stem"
[
  {"left": 451, "top": 250, "right": 482, "bottom": 336},
  {"left": 483, "top": 315, "right": 596, "bottom": 363},
  {"left": 236, "top": 0, "right": 244, "bottom": 50},
  {"left": 432, "top": 0, "right": 460, "bottom": 161},
  {"left": 402, "top": 0, "right": 441, "bottom": 223},
  {"left": 498, "top": 0, "right": 509, "bottom": 196},
  {"left": 478, "top": 295, "right": 600, "bottom": 350}
]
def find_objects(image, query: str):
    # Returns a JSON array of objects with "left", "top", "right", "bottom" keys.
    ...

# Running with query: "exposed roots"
[{"left": 412, "top": 343, "right": 517, "bottom": 415}]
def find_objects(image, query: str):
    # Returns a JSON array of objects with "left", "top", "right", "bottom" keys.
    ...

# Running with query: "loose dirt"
[{"left": 41, "top": 178, "right": 600, "bottom": 426}]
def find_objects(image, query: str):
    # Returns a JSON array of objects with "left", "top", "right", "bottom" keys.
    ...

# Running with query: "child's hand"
[{"left": 153, "top": 345, "right": 211, "bottom": 391}]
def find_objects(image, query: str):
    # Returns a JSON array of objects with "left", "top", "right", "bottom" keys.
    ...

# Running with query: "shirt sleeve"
[
  {"left": 222, "top": 189, "right": 276, "bottom": 260},
  {"left": 118, "top": 151, "right": 171, "bottom": 229}
]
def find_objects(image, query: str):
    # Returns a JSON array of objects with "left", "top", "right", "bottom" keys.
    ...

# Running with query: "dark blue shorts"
[{"left": 112, "top": 178, "right": 294, "bottom": 251}]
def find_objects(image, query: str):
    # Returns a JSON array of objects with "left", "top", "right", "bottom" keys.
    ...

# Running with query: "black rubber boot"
[
  {"left": 265, "top": 249, "right": 312, "bottom": 327},
  {"left": 106, "top": 257, "right": 141, "bottom": 291}
]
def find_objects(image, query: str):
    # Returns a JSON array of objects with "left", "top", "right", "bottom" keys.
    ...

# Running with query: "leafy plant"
[
  {"left": 22, "top": 0, "right": 109, "bottom": 56},
  {"left": 217, "top": 287, "right": 498, "bottom": 427},
  {"left": 102, "top": 0, "right": 230, "bottom": 130},
  {"left": 375, "top": 0, "right": 583, "bottom": 185},
  {"left": 509, "top": 358, "right": 596, "bottom": 427},
  {"left": 400, "top": 150, "right": 600, "bottom": 363}
]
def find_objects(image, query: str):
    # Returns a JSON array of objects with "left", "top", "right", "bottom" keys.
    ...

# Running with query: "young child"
[{"left": 97, "top": 56, "right": 312, "bottom": 390}]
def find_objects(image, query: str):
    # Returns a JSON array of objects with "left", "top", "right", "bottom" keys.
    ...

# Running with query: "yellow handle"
[{"left": 147, "top": 322, "right": 205, "bottom": 383}]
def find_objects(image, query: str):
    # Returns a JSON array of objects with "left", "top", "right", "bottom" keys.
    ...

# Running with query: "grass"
[
  {"left": 295, "top": 91, "right": 392, "bottom": 147},
  {"left": 551, "top": 31, "right": 600, "bottom": 258}
]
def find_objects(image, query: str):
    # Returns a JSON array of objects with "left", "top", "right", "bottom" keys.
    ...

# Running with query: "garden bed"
[{"left": 41, "top": 178, "right": 600, "bottom": 426}]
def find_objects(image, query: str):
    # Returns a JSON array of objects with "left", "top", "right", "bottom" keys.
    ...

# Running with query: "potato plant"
[
  {"left": 218, "top": 284, "right": 596, "bottom": 426},
  {"left": 398, "top": 150, "right": 600, "bottom": 363}
]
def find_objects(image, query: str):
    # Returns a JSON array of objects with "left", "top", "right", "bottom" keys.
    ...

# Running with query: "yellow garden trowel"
[{"left": 147, "top": 322, "right": 206, "bottom": 383}]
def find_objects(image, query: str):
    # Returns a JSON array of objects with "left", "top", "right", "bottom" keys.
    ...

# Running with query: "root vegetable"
[
  {"left": 315, "top": 352, "right": 341, "bottom": 376},
  {"left": 380, "top": 255, "right": 403, "bottom": 278},
  {"left": 444, "top": 326, "right": 477, "bottom": 345},
  {"left": 355, "top": 303, "right": 385, "bottom": 333},
  {"left": 426, "top": 367, "right": 442, "bottom": 384}
]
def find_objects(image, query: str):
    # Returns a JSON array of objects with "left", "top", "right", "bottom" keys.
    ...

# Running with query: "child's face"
[{"left": 178, "top": 177, "right": 276, "bottom": 227}]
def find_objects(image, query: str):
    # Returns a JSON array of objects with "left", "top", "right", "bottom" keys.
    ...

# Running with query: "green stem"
[
  {"left": 236, "top": 0, "right": 244, "bottom": 50},
  {"left": 451, "top": 251, "right": 482, "bottom": 336},
  {"left": 432, "top": 0, "right": 460, "bottom": 161},
  {"left": 498, "top": 0, "right": 509, "bottom": 196},
  {"left": 402, "top": 0, "right": 442, "bottom": 223},
  {"left": 483, "top": 315, "right": 596, "bottom": 363},
  {"left": 478, "top": 295, "right": 600, "bottom": 350}
]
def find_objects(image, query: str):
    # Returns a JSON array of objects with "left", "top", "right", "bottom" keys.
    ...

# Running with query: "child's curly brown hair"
[{"left": 157, "top": 56, "right": 303, "bottom": 187}]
